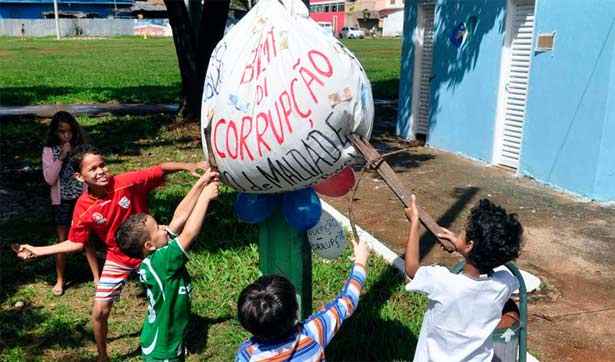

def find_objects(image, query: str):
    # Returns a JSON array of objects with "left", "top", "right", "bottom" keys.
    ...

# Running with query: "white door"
[
  {"left": 493, "top": 0, "right": 536, "bottom": 169},
  {"left": 410, "top": 2, "right": 436, "bottom": 137}
]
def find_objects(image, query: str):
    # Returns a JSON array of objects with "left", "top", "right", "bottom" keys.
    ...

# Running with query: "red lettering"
[
  {"left": 240, "top": 28, "right": 279, "bottom": 85},
  {"left": 241, "top": 64, "right": 254, "bottom": 84},
  {"left": 267, "top": 109, "right": 285, "bottom": 145},
  {"left": 256, "top": 78, "right": 269, "bottom": 106},
  {"left": 256, "top": 47, "right": 264, "bottom": 80},
  {"left": 279, "top": 90, "right": 293, "bottom": 130},
  {"left": 213, "top": 119, "right": 227, "bottom": 158},
  {"left": 308, "top": 50, "right": 334, "bottom": 78},
  {"left": 225, "top": 120, "right": 239, "bottom": 159},
  {"left": 269, "top": 29, "right": 277, "bottom": 58},
  {"left": 290, "top": 78, "right": 313, "bottom": 125},
  {"left": 255, "top": 112, "right": 272, "bottom": 158},
  {"left": 239, "top": 116, "right": 255, "bottom": 161},
  {"left": 299, "top": 66, "right": 324, "bottom": 104}
]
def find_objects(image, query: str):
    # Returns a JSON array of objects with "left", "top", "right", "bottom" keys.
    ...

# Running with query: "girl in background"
[{"left": 43, "top": 111, "right": 99, "bottom": 296}]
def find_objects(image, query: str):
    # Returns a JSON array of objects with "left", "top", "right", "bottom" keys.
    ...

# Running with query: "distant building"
[
  {"left": 0, "top": 0, "right": 134, "bottom": 19},
  {"left": 131, "top": 0, "right": 166, "bottom": 19},
  {"left": 308, "top": 0, "right": 404, "bottom": 36},
  {"left": 344, "top": 0, "right": 404, "bottom": 33},
  {"left": 309, "top": 0, "right": 345, "bottom": 36}
]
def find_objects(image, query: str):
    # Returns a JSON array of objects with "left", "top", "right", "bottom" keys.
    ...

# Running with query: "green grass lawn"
[
  {"left": 0, "top": 114, "right": 424, "bottom": 361},
  {"left": 0, "top": 37, "right": 401, "bottom": 106}
]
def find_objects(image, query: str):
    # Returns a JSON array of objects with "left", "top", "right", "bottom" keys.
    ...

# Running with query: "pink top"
[{"left": 42, "top": 147, "right": 63, "bottom": 205}]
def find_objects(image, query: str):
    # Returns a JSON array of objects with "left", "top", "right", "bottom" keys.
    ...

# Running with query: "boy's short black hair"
[
  {"left": 116, "top": 213, "right": 149, "bottom": 259},
  {"left": 237, "top": 275, "right": 298, "bottom": 342},
  {"left": 466, "top": 199, "right": 523, "bottom": 274},
  {"left": 70, "top": 144, "right": 103, "bottom": 173}
]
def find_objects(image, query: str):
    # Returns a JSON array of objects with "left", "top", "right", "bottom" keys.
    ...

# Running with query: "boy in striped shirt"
[{"left": 235, "top": 235, "right": 370, "bottom": 361}]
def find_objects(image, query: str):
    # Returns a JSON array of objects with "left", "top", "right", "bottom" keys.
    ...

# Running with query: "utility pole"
[{"left": 53, "top": 0, "right": 60, "bottom": 40}]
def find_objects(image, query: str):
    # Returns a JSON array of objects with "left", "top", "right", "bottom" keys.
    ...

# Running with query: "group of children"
[{"left": 14, "top": 112, "right": 524, "bottom": 362}]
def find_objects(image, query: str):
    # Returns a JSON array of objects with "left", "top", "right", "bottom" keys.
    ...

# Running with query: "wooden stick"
[{"left": 349, "top": 134, "right": 456, "bottom": 252}]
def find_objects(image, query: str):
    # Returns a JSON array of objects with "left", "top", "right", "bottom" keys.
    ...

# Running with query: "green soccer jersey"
[{"left": 138, "top": 236, "right": 192, "bottom": 361}]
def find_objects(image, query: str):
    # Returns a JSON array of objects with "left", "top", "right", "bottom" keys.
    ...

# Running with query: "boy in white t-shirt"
[{"left": 404, "top": 196, "right": 523, "bottom": 362}]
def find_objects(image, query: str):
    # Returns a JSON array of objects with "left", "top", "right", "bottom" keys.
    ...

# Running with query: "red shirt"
[{"left": 68, "top": 166, "right": 165, "bottom": 267}]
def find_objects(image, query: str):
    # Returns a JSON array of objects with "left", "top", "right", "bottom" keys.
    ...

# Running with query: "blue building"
[
  {"left": 0, "top": 0, "right": 134, "bottom": 19},
  {"left": 397, "top": 0, "right": 615, "bottom": 202}
]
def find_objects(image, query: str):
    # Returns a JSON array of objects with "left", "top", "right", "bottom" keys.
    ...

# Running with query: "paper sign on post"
[
  {"left": 201, "top": 0, "right": 374, "bottom": 194},
  {"left": 307, "top": 208, "right": 347, "bottom": 259}
]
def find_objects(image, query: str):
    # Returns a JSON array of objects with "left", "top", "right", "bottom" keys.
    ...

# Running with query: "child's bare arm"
[
  {"left": 13, "top": 240, "right": 85, "bottom": 260},
  {"left": 160, "top": 161, "right": 209, "bottom": 177},
  {"left": 177, "top": 181, "right": 219, "bottom": 251},
  {"left": 404, "top": 195, "right": 421, "bottom": 278},
  {"left": 168, "top": 170, "right": 219, "bottom": 234},
  {"left": 350, "top": 232, "right": 370, "bottom": 267}
]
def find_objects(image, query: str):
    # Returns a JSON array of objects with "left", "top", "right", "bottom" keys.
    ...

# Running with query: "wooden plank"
[{"left": 349, "top": 134, "right": 456, "bottom": 252}]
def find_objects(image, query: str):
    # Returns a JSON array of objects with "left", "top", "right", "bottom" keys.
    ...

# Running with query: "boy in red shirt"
[{"left": 14, "top": 144, "right": 208, "bottom": 362}]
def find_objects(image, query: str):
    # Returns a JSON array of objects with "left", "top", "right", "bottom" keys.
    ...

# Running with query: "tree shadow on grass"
[
  {"left": 0, "top": 305, "right": 91, "bottom": 355},
  {"left": 0, "top": 85, "right": 181, "bottom": 107},
  {"left": 185, "top": 314, "right": 233, "bottom": 354},
  {"left": 327, "top": 267, "right": 418, "bottom": 361}
]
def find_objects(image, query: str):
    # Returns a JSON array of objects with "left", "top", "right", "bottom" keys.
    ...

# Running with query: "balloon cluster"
[{"left": 234, "top": 167, "right": 356, "bottom": 231}]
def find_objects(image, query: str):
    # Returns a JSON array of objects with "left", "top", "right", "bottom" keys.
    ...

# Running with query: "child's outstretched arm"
[
  {"left": 13, "top": 240, "right": 84, "bottom": 260},
  {"left": 177, "top": 180, "right": 219, "bottom": 252},
  {"left": 160, "top": 161, "right": 209, "bottom": 177},
  {"left": 168, "top": 169, "right": 219, "bottom": 234},
  {"left": 303, "top": 235, "right": 370, "bottom": 348},
  {"left": 404, "top": 195, "right": 421, "bottom": 278}
]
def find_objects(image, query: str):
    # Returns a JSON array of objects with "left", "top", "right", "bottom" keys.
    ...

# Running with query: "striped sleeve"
[
  {"left": 303, "top": 263, "right": 367, "bottom": 348},
  {"left": 235, "top": 341, "right": 251, "bottom": 362}
]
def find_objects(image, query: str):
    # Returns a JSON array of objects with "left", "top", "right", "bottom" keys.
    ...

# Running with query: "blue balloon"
[
  {"left": 282, "top": 188, "right": 322, "bottom": 231},
  {"left": 234, "top": 193, "right": 277, "bottom": 224}
]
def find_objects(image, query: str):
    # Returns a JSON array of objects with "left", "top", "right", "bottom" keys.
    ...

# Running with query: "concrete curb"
[{"left": 321, "top": 201, "right": 407, "bottom": 277}]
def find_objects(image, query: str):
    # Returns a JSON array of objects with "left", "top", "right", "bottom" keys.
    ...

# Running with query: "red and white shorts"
[{"left": 95, "top": 260, "right": 135, "bottom": 302}]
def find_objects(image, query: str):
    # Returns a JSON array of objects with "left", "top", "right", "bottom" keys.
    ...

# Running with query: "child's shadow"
[
  {"left": 326, "top": 267, "right": 419, "bottom": 361},
  {"left": 185, "top": 313, "right": 233, "bottom": 354}
]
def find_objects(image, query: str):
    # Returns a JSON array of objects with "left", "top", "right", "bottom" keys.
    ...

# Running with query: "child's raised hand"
[
  {"left": 197, "top": 169, "right": 220, "bottom": 186},
  {"left": 186, "top": 161, "right": 210, "bottom": 177},
  {"left": 404, "top": 195, "right": 419, "bottom": 224},
  {"left": 12, "top": 243, "right": 36, "bottom": 260},
  {"left": 60, "top": 142, "right": 72, "bottom": 160},
  {"left": 202, "top": 180, "right": 220, "bottom": 201},
  {"left": 436, "top": 228, "right": 458, "bottom": 253},
  {"left": 350, "top": 235, "right": 370, "bottom": 266}
]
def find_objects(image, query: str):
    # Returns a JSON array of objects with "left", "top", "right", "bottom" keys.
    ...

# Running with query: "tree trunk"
[
  {"left": 164, "top": 0, "right": 230, "bottom": 123},
  {"left": 199, "top": 0, "right": 231, "bottom": 78}
]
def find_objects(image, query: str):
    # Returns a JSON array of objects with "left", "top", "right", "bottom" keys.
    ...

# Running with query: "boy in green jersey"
[{"left": 116, "top": 170, "right": 220, "bottom": 361}]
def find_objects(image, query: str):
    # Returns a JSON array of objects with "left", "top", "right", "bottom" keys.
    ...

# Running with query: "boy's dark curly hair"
[
  {"left": 237, "top": 275, "right": 298, "bottom": 342},
  {"left": 116, "top": 213, "right": 149, "bottom": 259},
  {"left": 70, "top": 144, "right": 103, "bottom": 173},
  {"left": 465, "top": 199, "right": 523, "bottom": 274}
]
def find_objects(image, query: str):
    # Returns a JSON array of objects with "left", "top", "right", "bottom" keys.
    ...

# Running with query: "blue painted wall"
[
  {"left": 427, "top": 0, "right": 506, "bottom": 162},
  {"left": 398, "top": 0, "right": 615, "bottom": 201},
  {"left": 396, "top": 1, "right": 417, "bottom": 138},
  {"left": 0, "top": 0, "right": 133, "bottom": 19},
  {"left": 398, "top": 0, "right": 507, "bottom": 162},
  {"left": 594, "top": 48, "right": 615, "bottom": 201},
  {"left": 520, "top": 0, "right": 615, "bottom": 201}
]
